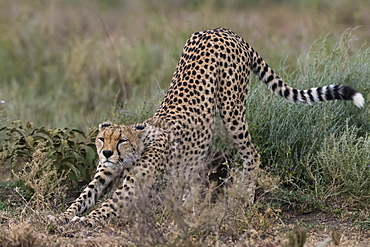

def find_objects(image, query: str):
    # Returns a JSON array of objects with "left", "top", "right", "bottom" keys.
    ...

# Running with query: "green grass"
[
  {"left": 242, "top": 32, "right": 370, "bottom": 215},
  {"left": 246, "top": 31, "right": 369, "bottom": 175}
]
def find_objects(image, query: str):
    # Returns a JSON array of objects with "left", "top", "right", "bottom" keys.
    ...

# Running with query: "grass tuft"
[
  {"left": 14, "top": 142, "right": 68, "bottom": 211},
  {"left": 305, "top": 126, "right": 370, "bottom": 208}
]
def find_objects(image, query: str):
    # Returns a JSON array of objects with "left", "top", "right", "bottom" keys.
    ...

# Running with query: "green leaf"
[
  {"left": 25, "top": 136, "right": 34, "bottom": 147},
  {"left": 84, "top": 145, "right": 97, "bottom": 164}
]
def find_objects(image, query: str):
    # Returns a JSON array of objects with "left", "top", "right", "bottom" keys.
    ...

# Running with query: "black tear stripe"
[
  {"left": 116, "top": 144, "right": 121, "bottom": 158},
  {"left": 116, "top": 128, "right": 123, "bottom": 158}
]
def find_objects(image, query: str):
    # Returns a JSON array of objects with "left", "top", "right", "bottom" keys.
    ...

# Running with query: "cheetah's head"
[{"left": 96, "top": 121, "right": 147, "bottom": 168}]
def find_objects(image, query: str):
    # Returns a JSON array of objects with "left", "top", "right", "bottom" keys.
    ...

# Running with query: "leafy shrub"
[{"left": 0, "top": 120, "right": 98, "bottom": 185}]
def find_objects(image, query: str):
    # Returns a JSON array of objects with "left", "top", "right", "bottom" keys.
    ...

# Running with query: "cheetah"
[{"left": 53, "top": 28, "right": 364, "bottom": 226}]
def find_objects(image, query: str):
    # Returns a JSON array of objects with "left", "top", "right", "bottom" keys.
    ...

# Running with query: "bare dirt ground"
[
  {"left": 281, "top": 211, "right": 370, "bottom": 247},
  {"left": 0, "top": 209, "right": 369, "bottom": 247},
  {"left": 0, "top": 167, "right": 369, "bottom": 246}
]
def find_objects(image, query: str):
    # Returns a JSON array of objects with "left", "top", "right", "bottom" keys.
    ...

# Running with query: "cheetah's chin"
[{"left": 102, "top": 161, "right": 116, "bottom": 168}]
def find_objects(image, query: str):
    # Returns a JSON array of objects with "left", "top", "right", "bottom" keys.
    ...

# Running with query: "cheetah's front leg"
[
  {"left": 77, "top": 147, "right": 164, "bottom": 226},
  {"left": 54, "top": 162, "right": 124, "bottom": 224},
  {"left": 75, "top": 169, "right": 137, "bottom": 226}
]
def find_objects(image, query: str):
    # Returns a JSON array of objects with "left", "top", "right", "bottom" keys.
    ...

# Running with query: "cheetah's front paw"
[
  {"left": 70, "top": 216, "right": 97, "bottom": 227},
  {"left": 47, "top": 214, "right": 71, "bottom": 225}
]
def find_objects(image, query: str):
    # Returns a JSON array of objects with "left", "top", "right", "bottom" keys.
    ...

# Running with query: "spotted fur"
[{"left": 54, "top": 28, "right": 364, "bottom": 226}]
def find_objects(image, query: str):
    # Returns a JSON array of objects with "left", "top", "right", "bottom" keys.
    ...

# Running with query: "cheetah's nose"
[{"left": 103, "top": 150, "right": 114, "bottom": 158}]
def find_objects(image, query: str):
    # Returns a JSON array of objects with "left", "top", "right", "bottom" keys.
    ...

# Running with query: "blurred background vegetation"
[
  {"left": 0, "top": 0, "right": 369, "bottom": 128},
  {"left": 0, "top": 0, "right": 369, "bottom": 227}
]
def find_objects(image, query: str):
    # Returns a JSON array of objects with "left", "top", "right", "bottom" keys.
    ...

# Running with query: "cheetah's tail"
[{"left": 251, "top": 53, "right": 365, "bottom": 108}]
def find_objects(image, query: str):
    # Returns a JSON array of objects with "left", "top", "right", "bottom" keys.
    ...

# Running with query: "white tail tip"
[{"left": 353, "top": 92, "right": 365, "bottom": 108}]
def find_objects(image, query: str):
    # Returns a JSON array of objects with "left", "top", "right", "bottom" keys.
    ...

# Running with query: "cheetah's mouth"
[{"left": 102, "top": 160, "right": 116, "bottom": 167}]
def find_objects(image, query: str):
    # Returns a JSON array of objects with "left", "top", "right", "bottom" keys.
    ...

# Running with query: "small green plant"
[{"left": 0, "top": 120, "right": 98, "bottom": 185}]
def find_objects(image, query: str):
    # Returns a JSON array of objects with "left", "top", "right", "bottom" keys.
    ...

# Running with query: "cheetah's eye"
[
  {"left": 98, "top": 137, "right": 104, "bottom": 142},
  {"left": 118, "top": 139, "right": 128, "bottom": 144}
]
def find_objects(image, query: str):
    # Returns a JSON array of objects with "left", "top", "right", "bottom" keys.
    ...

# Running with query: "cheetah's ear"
[
  {"left": 99, "top": 121, "right": 113, "bottom": 131},
  {"left": 134, "top": 123, "right": 147, "bottom": 130},
  {"left": 131, "top": 123, "right": 148, "bottom": 140}
]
